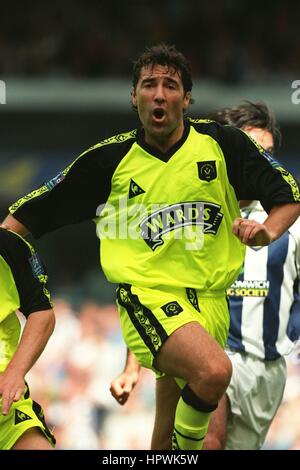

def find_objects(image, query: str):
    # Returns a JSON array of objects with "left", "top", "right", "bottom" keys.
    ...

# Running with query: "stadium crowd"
[{"left": 1, "top": 1, "right": 299, "bottom": 83}]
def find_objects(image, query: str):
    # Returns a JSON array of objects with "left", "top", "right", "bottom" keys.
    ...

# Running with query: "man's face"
[
  {"left": 131, "top": 64, "right": 191, "bottom": 144},
  {"left": 243, "top": 127, "right": 274, "bottom": 153}
]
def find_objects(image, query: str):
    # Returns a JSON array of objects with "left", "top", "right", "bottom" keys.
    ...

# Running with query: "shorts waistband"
[
  {"left": 121, "top": 284, "right": 226, "bottom": 299},
  {"left": 192, "top": 289, "right": 226, "bottom": 298}
]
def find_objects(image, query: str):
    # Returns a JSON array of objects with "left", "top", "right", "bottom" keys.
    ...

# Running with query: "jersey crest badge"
[
  {"left": 197, "top": 161, "right": 217, "bottom": 182},
  {"left": 129, "top": 179, "right": 145, "bottom": 199}
]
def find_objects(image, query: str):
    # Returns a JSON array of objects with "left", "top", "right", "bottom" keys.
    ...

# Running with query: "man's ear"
[
  {"left": 131, "top": 88, "right": 137, "bottom": 108},
  {"left": 183, "top": 91, "right": 192, "bottom": 111}
]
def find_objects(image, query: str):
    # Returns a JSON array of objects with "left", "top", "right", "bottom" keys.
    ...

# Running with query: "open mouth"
[{"left": 153, "top": 108, "right": 165, "bottom": 120}]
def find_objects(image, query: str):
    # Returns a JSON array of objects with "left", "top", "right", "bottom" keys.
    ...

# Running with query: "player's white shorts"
[{"left": 225, "top": 349, "right": 286, "bottom": 450}]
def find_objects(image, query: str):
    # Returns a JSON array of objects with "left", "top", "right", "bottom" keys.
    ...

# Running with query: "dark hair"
[
  {"left": 132, "top": 43, "right": 193, "bottom": 96},
  {"left": 207, "top": 101, "right": 281, "bottom": 149}
]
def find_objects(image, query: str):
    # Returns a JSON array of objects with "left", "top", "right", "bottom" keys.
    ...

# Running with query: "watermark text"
[
  {"left": 291, "top": 80, "right": 300, "bottom": 104},
  {"left": 0, "top": 80, "right": 6, "bottom": 104}
]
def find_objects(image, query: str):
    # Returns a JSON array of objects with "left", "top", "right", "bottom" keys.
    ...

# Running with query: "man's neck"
[{"left": 144, "top": 122, "right": 185, "bottom": 153}]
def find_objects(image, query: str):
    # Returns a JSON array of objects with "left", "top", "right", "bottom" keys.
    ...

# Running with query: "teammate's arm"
[
  {"left": 233, "top": 203, "right": 300, "bottom": 246},
  {"left": 0, "top": 309, "right": 55, "bottom": 415},
  {"left": 110, "top": 348, "right": 141, "bottom": 406},
  {"left": 0, "top": 230, "right": 55, "bottom": 416}
]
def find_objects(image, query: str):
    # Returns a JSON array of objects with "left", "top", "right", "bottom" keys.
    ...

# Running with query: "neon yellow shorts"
[
  {"left": 117, "top": 284, "right": 229, "bottom": 376},
  {"left": 0, "top": 383, "right": 55, "bottom": 450}
]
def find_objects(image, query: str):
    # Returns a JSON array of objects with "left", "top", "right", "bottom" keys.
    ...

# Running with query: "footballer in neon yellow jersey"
[{"left": 5, "top": 44, "right": 300, "bottom": 450}]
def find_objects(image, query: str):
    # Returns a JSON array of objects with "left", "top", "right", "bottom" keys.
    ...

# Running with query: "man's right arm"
[
  {"left": 1, "top": 214, "right": 29, "bottom": 236},
  {"left": 2, "top": 137, "right": 134, "bottom": 239}
]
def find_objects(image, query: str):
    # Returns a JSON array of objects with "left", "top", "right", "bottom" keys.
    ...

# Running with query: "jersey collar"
[{"left": 136, "top": 119, "right": 190, "bottom": 162}]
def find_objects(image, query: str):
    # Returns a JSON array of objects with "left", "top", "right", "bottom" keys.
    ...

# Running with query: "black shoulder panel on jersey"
[
  {"left": 0, "top": 228, "right": 30, "bottom": 264},
  {"left": 0, "top": 228, "right": 52, "bottom": 316},
  {"left": 10, "top": 131, "right": 137, "bottom": 238},
  {"left": 192, "top": 120, "right": 250, "bottom": 197},
  {"left": 189, "top": 119, "right": 300, "bottom": 212}
]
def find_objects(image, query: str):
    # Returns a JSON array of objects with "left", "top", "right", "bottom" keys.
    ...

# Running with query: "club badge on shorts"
[{"left": 161, "top": 301, "right": 183, "bottom": 317}]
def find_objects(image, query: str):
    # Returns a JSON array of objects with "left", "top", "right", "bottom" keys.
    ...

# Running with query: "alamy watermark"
[
  {"left": 0, "top": 80, "right": 6, "bottom": 104},
  {"left": 291, "top": 80, "right": 300, "bottom": 104},
  {"left": 94, "top": 198, "right": 223, "bottom": 251}
]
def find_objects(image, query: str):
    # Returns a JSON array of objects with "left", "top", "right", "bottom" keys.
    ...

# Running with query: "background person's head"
[{"left": 208, "top": 101, "right": 281, "bottom": 153}]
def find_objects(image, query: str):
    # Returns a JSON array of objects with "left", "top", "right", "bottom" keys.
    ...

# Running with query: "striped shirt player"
[
  {"left": 224, "top": 201, "right": 300, "bottom": 449},
  {"left": 0, "top": 228, "right": 55, "bottom": 449}
]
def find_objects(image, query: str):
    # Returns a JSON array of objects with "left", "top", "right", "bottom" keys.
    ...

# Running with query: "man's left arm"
[
  {"left": 233, "top": 203, "right": 300, "bottom": 246},
  {"left": 220, "top": 125, "right": 300, "bottom": 245}
]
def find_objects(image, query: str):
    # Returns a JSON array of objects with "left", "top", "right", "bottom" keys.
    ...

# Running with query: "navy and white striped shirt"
[{"left": 227, "top": 201, "right": 300, "bottom": 360}]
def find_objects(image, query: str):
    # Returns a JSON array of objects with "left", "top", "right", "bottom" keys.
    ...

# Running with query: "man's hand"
[
  {"left": 233, "top": 217, "right": 273, "bottom": 246},
  {"left": 110, "top": 370, "right": 140, "bottom": 406},
  {"left": 0, "top": 370, "right": 25, "bottom": 415}
]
